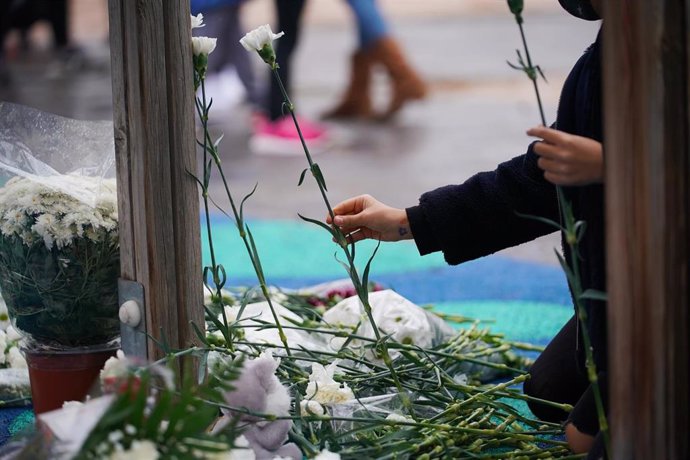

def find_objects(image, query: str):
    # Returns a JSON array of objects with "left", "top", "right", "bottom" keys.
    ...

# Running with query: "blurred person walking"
[
  {"left": 322, "top": 0, "right": 427, "bottom": 120},
  {"left": 191, "top": 0, "right": 263, "bottom": 110},
  {"left": 250, "top": 0, "right": 331, "bottom": 155}
]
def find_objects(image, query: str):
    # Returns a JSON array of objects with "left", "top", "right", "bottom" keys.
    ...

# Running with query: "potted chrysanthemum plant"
[{"left": 0, "top": 174, "right": 120, "bottom": 413}]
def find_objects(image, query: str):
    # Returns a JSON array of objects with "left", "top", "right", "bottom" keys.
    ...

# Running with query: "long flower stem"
[
  {"left": 509, "top": 5, "right": 610, "bottom": 456},
  {"left": 560, "top": 195, "right": 611, "bottom": 458},
  {"left": 194, "top": 72, "right": 292, "bottom": 357},
  {"left": 269, "top": 67, "right": 409, "bottom": 413},
  {"left": 516, "top": 20, "right": 547, "bottom": 126}
]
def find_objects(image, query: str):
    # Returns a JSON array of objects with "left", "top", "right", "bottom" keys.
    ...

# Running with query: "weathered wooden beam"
[
  {"left": 603, "top": 1, "right": 690, "bottom": 458},
  {"left": 108, "top": 0, "right": 203, "bottom": 359}
]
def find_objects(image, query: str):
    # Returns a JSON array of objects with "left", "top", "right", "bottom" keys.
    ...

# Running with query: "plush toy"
[{"left": 219, "top": 352, "right": 301, "bottom": 460}]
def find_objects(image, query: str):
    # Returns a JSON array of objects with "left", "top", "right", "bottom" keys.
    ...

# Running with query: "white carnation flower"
[
  {"left": 191, "top": 13, "right": 205, "bottom": 29},
  {"left": 239, "top": 25, "right": 284, "bottom": 53},
  {"left": 192, "top": 36, "right": 217, "bottom": 56},
  {"left": 304, "top": 362, "right": 354, "bottom": 406}
]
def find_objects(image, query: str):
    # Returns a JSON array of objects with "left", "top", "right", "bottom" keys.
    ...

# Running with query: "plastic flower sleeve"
[
  {"left": 0, "top": 102, "right": 120, "bottom": 350},
  {"left": 0, "top": 102, "right": 116, "bottom": 207}
]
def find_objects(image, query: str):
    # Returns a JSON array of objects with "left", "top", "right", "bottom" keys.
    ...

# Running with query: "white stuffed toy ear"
[{"left": 251, "top": 352, "right": 291, "bottom": 416}]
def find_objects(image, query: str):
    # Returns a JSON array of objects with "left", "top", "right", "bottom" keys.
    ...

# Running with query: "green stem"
[
  {"left": 516, "top": 20, "right": 547, "bottom": 126},
  {"left": 269, "top": 66, "right": 409, "bottom": 414}
]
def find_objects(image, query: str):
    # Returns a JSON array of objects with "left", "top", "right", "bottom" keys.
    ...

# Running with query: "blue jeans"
[{"left": 345, "top": 0, "right": 389, "bottom": 49}]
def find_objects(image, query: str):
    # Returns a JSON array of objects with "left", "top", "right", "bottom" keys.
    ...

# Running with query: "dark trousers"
[
  {"left": 523, "top": 315, "right": 608, "bottom": 438},
  {"left": 0, "top": 0, "right": 69, "bottom": 49},
  {"left": 267, "top": 0, "right": 307, "bottom": 120}
]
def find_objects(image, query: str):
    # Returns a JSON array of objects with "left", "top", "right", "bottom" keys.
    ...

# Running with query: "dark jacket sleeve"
[{"left": 406, "top": 144, "right": 560, "bottom": 265}]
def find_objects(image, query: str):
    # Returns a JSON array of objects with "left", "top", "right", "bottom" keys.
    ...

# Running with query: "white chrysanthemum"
[
  {"left": 0, "top": 176, "right": 118, "bottom": 250},
  {"left": 108, "top": 440, "right": 159, "bottom": 460},
  {"left": 0, "top": 331, "right": 7, "bottom": 365},
  {"left": 314, "top": 449, "right": 341, "bottom": 460},
  {"left": 239, "top": 24, "right": 284, "bottom": 52},
  {"left": 5, "top": 325, "right": 21, "bottom": 342},
  {"left": 385, "top": 413, "right": 414, "bottom": 424},
  {"left": 192, "top": 36, "right": 217, "bottom": 56},
  {"left": 100, "top": 350, "right": 129, "bottom": 382},
  {"left": 304, "top": 362, "right": 354, "bottom": 406},
  {"left": 0, "top": 297, "right": 10, "bottom": 331},
  {"left": 7, "top": 347, "right": 26, "bottom": 368},
  {"left": 191, "top": 13, "right": 205, "bottom": 29}
]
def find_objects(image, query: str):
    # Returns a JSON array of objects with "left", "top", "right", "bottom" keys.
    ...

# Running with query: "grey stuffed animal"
[{"left": 221, "top": 352, "right": 302, "bottom": 460}]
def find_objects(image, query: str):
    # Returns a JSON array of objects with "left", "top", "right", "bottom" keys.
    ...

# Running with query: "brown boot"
[
  {"left": 368, "top": 37, "right": 427, "bottom": 118},
  {"left": 322, "top": 50, "right": 373, "bottom": 119}
]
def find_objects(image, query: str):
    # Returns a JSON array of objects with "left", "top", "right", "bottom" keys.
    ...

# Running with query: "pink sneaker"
[{"left": 250, "top": 113, "right": 331, "bottom": 156}]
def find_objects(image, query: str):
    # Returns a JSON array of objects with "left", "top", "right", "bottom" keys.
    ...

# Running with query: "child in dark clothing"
[{"left": 328, "top": 0, "right": 607, "bottom": 457}]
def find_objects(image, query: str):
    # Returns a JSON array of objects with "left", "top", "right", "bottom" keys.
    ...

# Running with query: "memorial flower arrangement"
[
  {"left": 0, "top": 175, "right": 119, "bottom": 348},
  {"left": 1, "top": 6, "right": 597, "bottom": 458}
]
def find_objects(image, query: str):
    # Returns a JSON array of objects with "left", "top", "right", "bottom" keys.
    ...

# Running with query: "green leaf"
[
  {"left": 298, "top": 168, "right": 309, "bottom": 186},
  {"left": 311, "top": 163, "right": 328, "bottom": 192},
  {"left": 362, "top": 239, "right": 381, "bottom": 291},
  {"left": 298, "top": 213, "right": 336, "bottom": 239},
  {"left": 245, "top": 224, "right": 267, "bottom": 286},
  {"left": 514, "top": 211, "right": 563, "bottom": 232},
  {"left": 580, "top": 289, "right": 608, "bottom": 302},
  {"left": 239, "top": 183, "right": 259, "bottom": 225},
  {"left": 191, "top": 321, "right": 209, "bottom": 346},
  {"left": 214, "top": 133, "right": 225, "bottom": 148}
]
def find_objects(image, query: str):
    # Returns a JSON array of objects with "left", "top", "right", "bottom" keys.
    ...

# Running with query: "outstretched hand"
[
  {"left": 327, "top": 194, "right": 412, "bottom": 243},
  {"left": 527, "top": 126, "right": 604, "bottom": 186}
]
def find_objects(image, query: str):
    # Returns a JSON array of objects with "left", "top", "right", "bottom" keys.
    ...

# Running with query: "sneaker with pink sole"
[{"left": 249, "top": 113, "right": 331, "bottom": 156}]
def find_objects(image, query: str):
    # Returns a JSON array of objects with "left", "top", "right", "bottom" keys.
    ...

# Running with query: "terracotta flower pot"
[{"left": 23, "top": 345, "right": 118, "bottom": 414}]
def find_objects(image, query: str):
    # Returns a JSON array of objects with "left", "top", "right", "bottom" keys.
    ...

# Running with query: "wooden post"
[
  {"left": 108, "top": 0, "right": 203, "bottom": 359},
  {"left": 603, "top": 2, "right": 690, "bottom": 458}
]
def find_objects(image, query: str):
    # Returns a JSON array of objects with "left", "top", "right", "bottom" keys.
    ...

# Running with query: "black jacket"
[{"left": 406, "top": 30, "right": 606, "bottom": 370}]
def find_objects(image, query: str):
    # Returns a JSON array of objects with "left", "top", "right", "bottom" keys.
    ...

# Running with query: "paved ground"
[{"left": 0, "top": 1, "right": 601, "bottom": 265}]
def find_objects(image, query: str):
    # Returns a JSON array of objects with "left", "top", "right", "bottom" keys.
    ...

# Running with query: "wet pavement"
[{"left": 0, "top": 1, "right": 600, "bottom": 265}]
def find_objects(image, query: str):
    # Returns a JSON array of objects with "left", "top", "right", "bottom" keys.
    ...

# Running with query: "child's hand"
[
  {"left": 527, "top": 126, "right": 604, "bottom": 186},
  {"left": 327, "top": 194, "right": 412, "bottom": 243}
]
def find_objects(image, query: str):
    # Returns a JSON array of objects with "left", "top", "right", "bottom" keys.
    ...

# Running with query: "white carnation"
[
  {"left": 239, "top": 25, "right": 284, "bottom": 52},
  {"left": 191, "top": 13, "right": 205, "bottom": 29},
  {"left": 304, "top": 362, "right": 354, "bottom": 406},
  {"left": 192, "top": 36, "right": 217, "bottom": 56}
]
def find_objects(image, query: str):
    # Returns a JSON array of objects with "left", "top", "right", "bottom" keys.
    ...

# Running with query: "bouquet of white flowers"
[{"left": 0, "top": 175, "right": 119, "bottom": 348}]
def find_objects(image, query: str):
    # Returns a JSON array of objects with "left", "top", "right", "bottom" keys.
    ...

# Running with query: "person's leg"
[
  {"left": 345, "top": 0, "right": 388, "bottom": 49},
  {"left": 267, "top": 0, "right": 306, "bottom": 121},
  {"left": 223, "top": 5, "right": 263, "bottom": 107},
  {"left": 47, "top": 0, "right": 69, "bottom": 49},
  {"left": 565, "top": 372, "right": 608, "bottom": 454},
  {"left": 198, "top": 6, "right": 235, "bottom": 75},
  {"left": 523, "top": 315, "right": 591, "bottom": 423}
]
